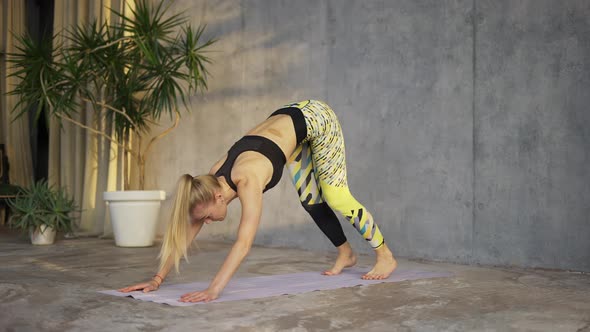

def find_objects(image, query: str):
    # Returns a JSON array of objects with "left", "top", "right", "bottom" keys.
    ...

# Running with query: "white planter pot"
[
  {"left": 103, "top": 190, "right": 166, "bottom": 247},
  {"left": 30, "top": 225, "right": 57, "bottom": 245}
]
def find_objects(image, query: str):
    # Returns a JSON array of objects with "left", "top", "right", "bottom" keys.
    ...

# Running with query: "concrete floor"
[{"left": 1, "top": 228, "right": 589, "bottom": 332}]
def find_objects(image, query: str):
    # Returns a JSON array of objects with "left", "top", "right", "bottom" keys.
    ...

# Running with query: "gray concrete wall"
[{"left": 145, "top": 0, "right": 590, "bottom": 272}]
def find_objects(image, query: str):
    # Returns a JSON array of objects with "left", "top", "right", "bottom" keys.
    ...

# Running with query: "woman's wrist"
[{"left": 152, "top": 274, "right": 164, "bottom": 286}]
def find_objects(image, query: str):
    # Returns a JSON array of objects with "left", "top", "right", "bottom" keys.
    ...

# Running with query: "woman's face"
[{"left": 192, "top": 195, "right": 227, "bottom": 224}]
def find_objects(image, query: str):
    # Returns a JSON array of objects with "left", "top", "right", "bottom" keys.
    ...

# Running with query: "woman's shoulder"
[
  {"left": 209, "top": 153, "right": 228, "bottom": 175},
  {"left": 232, "top": 154, "right": 272, "bottom": 190}
]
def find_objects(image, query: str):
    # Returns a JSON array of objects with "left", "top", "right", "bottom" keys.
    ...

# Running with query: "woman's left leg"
[
  {"left": 298, "top": 101, "right": 385, "bottom": 249},
  {"left": 320, "top": 184, "right": 385, "bottom": 249},
  {"left": 319, "top": 183, "right": 396, "bottom": 279},
  {"left": 299, "top": 100, "right": 396, "bottom": 279}
]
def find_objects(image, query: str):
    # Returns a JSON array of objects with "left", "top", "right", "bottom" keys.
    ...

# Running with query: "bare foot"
[
  {"left": 323, "top": 242, "right": 357, "bottom": 276},
  {"left": 362, "top": 243, "right": 398, "bottom": 280}
]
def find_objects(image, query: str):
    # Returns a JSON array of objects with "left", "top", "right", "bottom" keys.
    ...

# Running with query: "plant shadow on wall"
[
  {"left": 168, "top": 0, "right": 320, "bottom": 101},
  {"left": 7, "top": 0, "right": 217, "bottom": 247}
]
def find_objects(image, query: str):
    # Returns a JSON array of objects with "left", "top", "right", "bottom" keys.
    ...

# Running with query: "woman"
[{"left": 119, "top": 100, "right": 397, "bottom": 303}]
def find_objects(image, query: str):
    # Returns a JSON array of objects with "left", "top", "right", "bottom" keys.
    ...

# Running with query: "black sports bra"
[{"left": 215, "top": 135, "right": 286, "bottom": 193}]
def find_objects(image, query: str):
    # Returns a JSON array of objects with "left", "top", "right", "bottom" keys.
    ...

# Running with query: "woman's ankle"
[
  {"left": 374, "top": 243, "right": 394, "bottom": 258},
  {"left": 336, "top": 241, "right": 353, "bottom": 255}
]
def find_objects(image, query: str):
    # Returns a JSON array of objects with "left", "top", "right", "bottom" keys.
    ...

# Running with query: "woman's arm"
[
  {"left": 119, "top": 219, "right": 205, "bottom": 293},
  {"left": 179, "top": 178, "right": 263, "bottom": 302},
  {"left": 157, "top": 219, "right": 205, "bottom": 280}
]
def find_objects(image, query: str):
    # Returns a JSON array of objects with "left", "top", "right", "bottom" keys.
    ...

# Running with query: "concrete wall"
[{"left": 145, "top": 0, "right": 590, "bottom": 272}]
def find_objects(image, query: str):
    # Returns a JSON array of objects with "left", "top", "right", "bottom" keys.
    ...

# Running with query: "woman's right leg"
[
  {"left": 286, "top": 141, "right": 357, "bottom": 275},
  {"left": 286, "top": 142, "right": 347, "bottom": 248}
]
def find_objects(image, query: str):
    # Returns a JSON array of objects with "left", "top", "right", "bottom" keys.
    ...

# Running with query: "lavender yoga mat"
[{"left": 99, "top": 267, "right": 453, "bottom": 306}]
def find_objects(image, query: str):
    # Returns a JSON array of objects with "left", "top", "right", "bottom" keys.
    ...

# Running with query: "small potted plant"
[{"left": 7, "top": 181, "right": 78, "bottom": 245}]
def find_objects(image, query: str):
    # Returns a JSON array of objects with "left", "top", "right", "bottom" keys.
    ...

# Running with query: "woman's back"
[
  {"left": 209, "top": 113, "right": 298, "bottom": 191},
  {"left": 244, "top": 114, "right": 298, "bottom": 158}
]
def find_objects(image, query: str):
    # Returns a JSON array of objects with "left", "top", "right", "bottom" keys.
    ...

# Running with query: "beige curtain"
[
  {"left": 0, "top": 0, "right": 34, "bottom": 188},
  {"left": 50, "top": 0, "right": 131, "bottom": 237}
]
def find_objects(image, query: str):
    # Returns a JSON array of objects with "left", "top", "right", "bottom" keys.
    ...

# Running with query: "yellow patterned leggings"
[{"left": 273, "top": 100, "right": 385, "bottom": 249}]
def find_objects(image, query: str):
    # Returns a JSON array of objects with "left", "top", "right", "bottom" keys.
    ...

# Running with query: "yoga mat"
[{"left": 99, "top": 267, "right": 453, "bottom": 306}]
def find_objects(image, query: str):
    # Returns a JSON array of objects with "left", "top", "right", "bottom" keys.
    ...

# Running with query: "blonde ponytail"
[{"left": 158, "top": 174, "right": 221, "bottom": 273}]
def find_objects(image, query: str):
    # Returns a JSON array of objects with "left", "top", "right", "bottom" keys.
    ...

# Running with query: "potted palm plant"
[
  {"left": 7, "top": 181, "right": 78, "bottom": 245},
  {"left": 7, "top": 0, "right": 216, "bottom": 247}
]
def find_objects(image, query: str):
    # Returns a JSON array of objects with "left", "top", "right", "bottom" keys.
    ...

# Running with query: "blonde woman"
[{"left": 119, "top": 100, "right": 397, "bottom": 303}]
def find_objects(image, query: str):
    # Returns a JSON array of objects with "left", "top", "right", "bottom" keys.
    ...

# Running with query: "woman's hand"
[
  {"left": 118, "top": 280, "right": 160, "bottom": 293},
  {"left": 179, "top": 288, "right": 220, "bottom": 303}
]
